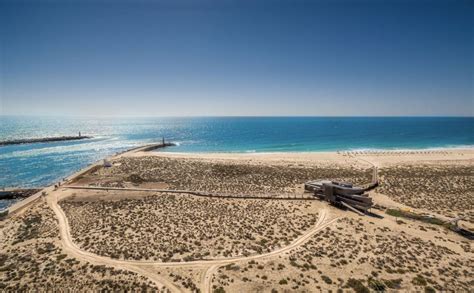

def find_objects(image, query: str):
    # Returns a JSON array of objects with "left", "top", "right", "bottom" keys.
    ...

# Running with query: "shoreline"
[
  {"left": 2, "top": 140, "right": 473, "bottom": 291},
  {"left": 3, "top": 144, "right": 473, "bottom": 216},
  {"left": 158, "top": 146, "right": 474, "bottom": 155},
  {"left": 141, "top": 148, "right": 474, "bottom": 163},
  {"left": 1, "top": 142, "right": 170, "bottom": 216},
  {"left": 3, "top": 146, "right": 474, "bottom": 187}
]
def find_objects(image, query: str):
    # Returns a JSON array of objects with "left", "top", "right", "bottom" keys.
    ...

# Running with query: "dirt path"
[
  {"left": 199, "top": 209, "right": 339, "bottom": 292},
  {"left": 51, "top": 188, "right": 332, "bottom": 268},
  {"left": 47, "top": 189, "right": 182, "bottom": 292},
  {"left": 48, "top": 186, "right": 336, "bottom": 292},
  {"left": 201, "top": 265, "right": 219, "bottom": 293},
  {"left": 8, "top": 143, "right": 340, "bottom": 292}
]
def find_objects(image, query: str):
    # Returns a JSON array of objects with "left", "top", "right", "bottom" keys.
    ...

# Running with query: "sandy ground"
[
  {"left": 1, "top": 148, "right": 473, "bottom": 292},
  {"left": 60, "top": 192, "right": 321, "bottom": 261},
  {"left": 130, "top": 148, "right": 474, "bottom": 167},
  {"left": 345, "top": 149, "right": 474, "bottom": 167},
  {"left": 0, "top": 199, "right": 165, "bottom": 291}
]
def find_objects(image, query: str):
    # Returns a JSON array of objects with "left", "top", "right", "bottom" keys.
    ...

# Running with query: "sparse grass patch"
[
  {"left": 386, "top": 209, "right": 445, "bottom": 226},
  {"left": 368, "top": 278, "right": 386, "bottom": 291},
  {"left": 412, "top": 275, "right": 428, "bottom": 286},
  {"left": 346, "top": 278, "right": 369, "bottom": 293},
  {"left": 382, "top": 278, "right": 402, "bottom": 289}
]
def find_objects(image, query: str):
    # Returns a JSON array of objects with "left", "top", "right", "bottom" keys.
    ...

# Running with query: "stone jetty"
[{"left": 0, "top": 135, "right": 92, "bottom": 146}]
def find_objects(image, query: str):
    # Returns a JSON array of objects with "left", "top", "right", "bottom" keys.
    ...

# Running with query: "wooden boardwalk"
[{"left": 64, "top": 185, "right": 316, "bottom": 201}]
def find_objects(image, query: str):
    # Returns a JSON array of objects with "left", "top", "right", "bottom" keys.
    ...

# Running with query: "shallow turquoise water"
[{"left": 1, "top": 116, "right": 473, "bottom": 204}]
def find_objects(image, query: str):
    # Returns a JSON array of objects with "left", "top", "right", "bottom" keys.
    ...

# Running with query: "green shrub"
[
  {"left": 224, "top": 263, "right": 240, "bottom": 271},
  {"left": 321, "top": 275, "right": 332, "bottom": 284},
  {"left": 0, "top": 254, "right": 8, "bottom": 266},
  {"left": 346, "top": 278, "right": 370, "bottom": 293},
  {"left": 213, "top": 287, "right": 226, "bottom": 293},
  {"left": 386, "top": 209, "right": 445, "bottom": 226},
  {"left": 56, "top": 254, "right": 67, "bottom": 261},
  {"left": 382, "top": 278, "right": 402, "bottom": 289},
  {"left": 425, "top": 286, "right": 436, "bottom": 293},
  {"left": 412, "top": 275, "right": 427, "bottom": 286},
  {"left": 368, "top": 278, "right": 386, "bottom": 291}
]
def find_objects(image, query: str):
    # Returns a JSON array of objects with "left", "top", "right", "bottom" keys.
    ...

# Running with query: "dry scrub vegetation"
[
  {"left": 0, "top": 200, "right": 164, "bottom": 291},
  {"left": 378, "top": 165, "right": 474, "bottom": 222},
  {"left": 85, "top": 156, "right": 372, "bottom": 196},
  {"left": 60, "top": 194, "right": 320, "bottom": 261},
  {"left": 212, "top": 217, "right": 473, "bottom": 292}
]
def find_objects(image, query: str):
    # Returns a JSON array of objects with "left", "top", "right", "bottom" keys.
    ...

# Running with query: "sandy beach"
[
  {"left": 1, "top": 147, "right": 473, "bottom": 292},
  {"left": 4, "top": 0, "right": 473, "bottom": 291}
]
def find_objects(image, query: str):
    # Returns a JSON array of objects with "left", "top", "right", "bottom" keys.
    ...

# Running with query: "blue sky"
[{"left": 0, "top": 0, "right": 472, "bottom": 116}]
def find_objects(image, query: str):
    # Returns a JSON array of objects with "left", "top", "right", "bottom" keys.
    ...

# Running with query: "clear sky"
[{"left": 0, "top": 0, "right": 472, "bottom": 116}]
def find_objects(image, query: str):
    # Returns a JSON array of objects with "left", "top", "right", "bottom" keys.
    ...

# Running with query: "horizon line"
[{"left": 1, "top": 114, "right": 473, "bottom": 119}]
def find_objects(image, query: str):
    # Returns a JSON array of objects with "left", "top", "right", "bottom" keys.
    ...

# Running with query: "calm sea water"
[{"left": 1, "top": 116, "right": 473, "bottom": 208}]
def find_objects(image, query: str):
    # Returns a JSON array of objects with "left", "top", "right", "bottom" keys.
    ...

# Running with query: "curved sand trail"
[
  {"left": 9, "top": 144, "right": 350, "bottom": 292},
  {"left": 47, "top": 191, "right": 182, "bottom": 292},
  {"left": 199, "top": 211, "right": 339, "bottom": 292},
  {"left": 201, "top": 265, "right": 219, "bottom": 293},
  {"left": 40, "top": 143, "right": 341, "bottom": 292},
  {"left": 48, "top": 188, "right": 337, "bottom": 292},
  {"left": 51, "top": 190, "right": 332, "bottom": 267}
]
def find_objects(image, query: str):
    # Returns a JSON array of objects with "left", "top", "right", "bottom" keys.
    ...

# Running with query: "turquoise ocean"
[{"left": 1, "top": 116, "right": 473, "bottom": 208}]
